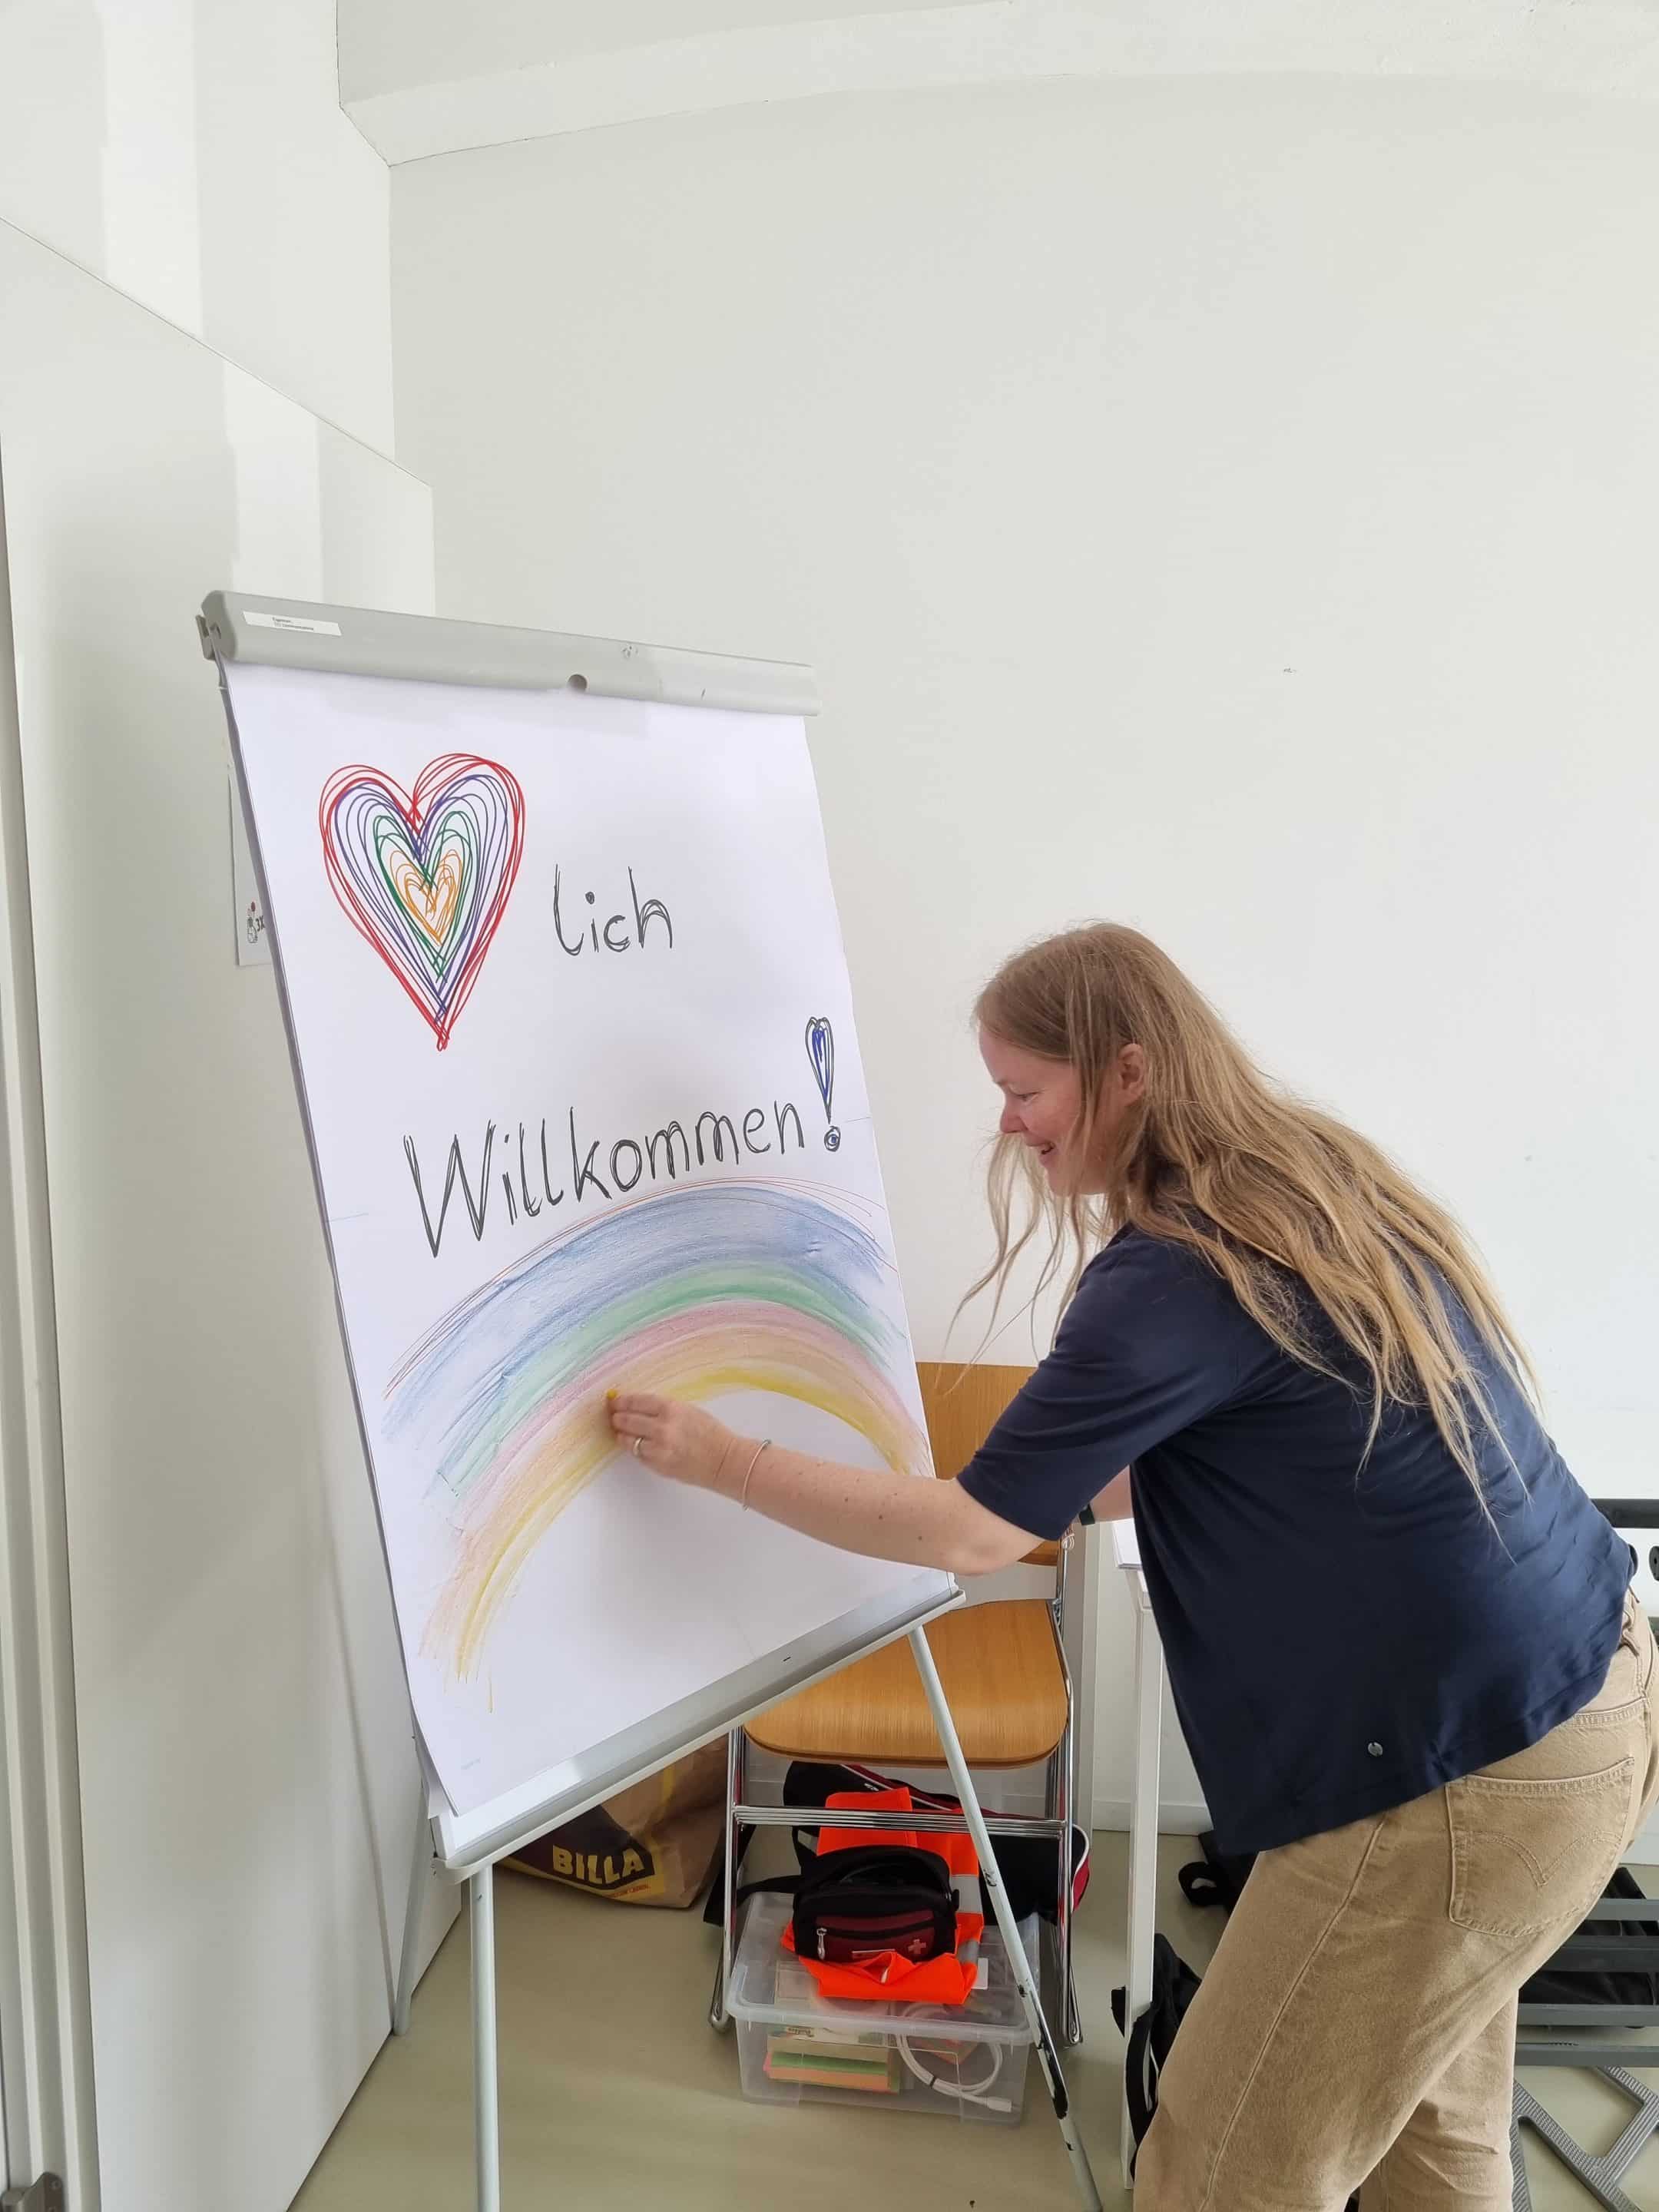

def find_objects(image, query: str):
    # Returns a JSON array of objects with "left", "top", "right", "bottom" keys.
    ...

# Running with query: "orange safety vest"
[{"left": 781, "top": 1787, "right": 986, "bottom": 2004}]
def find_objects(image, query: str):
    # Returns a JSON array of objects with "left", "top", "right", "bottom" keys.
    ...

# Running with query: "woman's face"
[{"left": 979, "top": 1026, "right": 1144, "bottom": 1195}]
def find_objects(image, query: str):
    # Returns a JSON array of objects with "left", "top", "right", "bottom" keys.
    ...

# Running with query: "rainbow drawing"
[{"left": 385, "top": 1180, "right": 930, "bottom": 1680}]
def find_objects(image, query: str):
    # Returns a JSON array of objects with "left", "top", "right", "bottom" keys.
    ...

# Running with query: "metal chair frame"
[{"left": 708, "top": 1525, "right": 1084, "bottom": 2045}]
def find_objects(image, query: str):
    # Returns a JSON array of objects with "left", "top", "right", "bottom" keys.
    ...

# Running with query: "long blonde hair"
[{"left": 969, "top": 923, "right": 1538, "bottom": 1498}]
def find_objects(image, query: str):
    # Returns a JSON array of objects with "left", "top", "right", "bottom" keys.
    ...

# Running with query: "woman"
[{"left": 610, "top": 923, "right": 1657, "bottom": 2210}]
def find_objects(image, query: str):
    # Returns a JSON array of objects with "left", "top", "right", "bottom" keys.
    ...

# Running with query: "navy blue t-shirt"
[{"left": 957, "top": 1226, "right": 1630, "bottom": 1855}]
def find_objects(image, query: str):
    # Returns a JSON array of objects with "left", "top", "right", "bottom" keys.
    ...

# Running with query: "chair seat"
[{"left": 744, "top": 1601, "right": 1068, "bottom": 1769}]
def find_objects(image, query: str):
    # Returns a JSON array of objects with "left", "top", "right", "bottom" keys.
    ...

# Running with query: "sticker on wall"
[{"left": 230, "top": 775, "right": 271, "bottom": 966}]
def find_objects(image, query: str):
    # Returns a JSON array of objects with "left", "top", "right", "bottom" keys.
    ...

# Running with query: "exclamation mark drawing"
[{"left": 804, "top": 1016, "right": 839, "bottom": 1152}]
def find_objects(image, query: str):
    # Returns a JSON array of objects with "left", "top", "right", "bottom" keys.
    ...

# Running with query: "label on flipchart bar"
[{"left": 245, "top": 611, "right": 341, "bottom": 635}]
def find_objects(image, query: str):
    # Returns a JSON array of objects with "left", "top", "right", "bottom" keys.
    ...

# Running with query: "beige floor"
[{"left": 293, "top": 1835, "right": 1659, "bottom": 2210}]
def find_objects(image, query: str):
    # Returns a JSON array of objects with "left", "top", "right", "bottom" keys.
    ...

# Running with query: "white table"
[{"left": 1113, "top": 1517, "right": 1164, "bottom": 2189}]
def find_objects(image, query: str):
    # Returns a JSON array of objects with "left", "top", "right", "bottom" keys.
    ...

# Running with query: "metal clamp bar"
[{"left": 198, "top": 593, "right": 818, "bottom": 716}]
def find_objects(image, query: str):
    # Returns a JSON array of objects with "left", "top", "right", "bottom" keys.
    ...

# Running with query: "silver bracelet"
[{"left": 739, "top": 1439, "right": 772, "bottom": 1511}]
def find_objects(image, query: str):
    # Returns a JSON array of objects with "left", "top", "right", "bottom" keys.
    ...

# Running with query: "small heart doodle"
[{"left": 319, "top": 753, "right": 525, "bottom": 1049}]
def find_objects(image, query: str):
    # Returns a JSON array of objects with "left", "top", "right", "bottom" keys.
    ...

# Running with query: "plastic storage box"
[{"left": 726, "top": 1892, "right": 1041, "bottom": 2124}]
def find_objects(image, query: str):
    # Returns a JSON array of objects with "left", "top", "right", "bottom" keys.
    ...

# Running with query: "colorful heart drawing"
[{"left": 319, "top": 753, "right": 526, "bottom": 1050}]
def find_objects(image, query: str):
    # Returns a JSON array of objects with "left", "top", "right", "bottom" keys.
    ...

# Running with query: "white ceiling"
[{"left": 339, "top": 0, "right": 1659, "bottom": 164}]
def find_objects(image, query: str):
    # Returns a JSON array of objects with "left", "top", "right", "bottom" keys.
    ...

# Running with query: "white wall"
[
  {"left": 339, "top": 0, "right": 948, "bottom": 99},
  {"left": 0, "top": 0, "right": 392, "bottom": 452},
  {"left": 0, "top": 6, "right": 450, "bottom": 2207},
  {"left": 0, "top": 227, "right": 446, "bottom": 2211},
  {"left": 389, "top": 74, "right": 1659, "bottom": 1826}
]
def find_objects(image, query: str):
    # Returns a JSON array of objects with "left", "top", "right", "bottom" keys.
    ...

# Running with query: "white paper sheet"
[{"left": 224, "top": 660, "right": 945, "bottom": 1815}]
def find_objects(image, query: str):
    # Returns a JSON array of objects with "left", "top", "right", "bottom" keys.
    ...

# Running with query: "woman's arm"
[
  {"left": 608, "top": 1392, "right": 1039, "bottom": 1575},
  {"left": 1092, "top": 1466, "right": 1133, "bottom": 1519}
]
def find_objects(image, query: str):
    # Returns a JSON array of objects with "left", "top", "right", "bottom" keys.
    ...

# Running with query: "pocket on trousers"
[{"left": 1449, "top": 1757, "right": 1635, "bottom": 1941}]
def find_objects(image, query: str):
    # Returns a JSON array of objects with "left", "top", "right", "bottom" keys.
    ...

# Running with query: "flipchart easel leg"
[
  {"left": 907, "top": 1628, "right": 1103, "bottom": 2212},
  {"left": 707, "top": 1726, "right": 743, "bottom": 2032},
  {"left": 393, "top": 1763, "right": 432, "bottom": 2037},
  {"left": 390, "top": 1763, "right": 500, "bottom": 2212},
  {"left": 470, "top": 1867, "right": 502, "bottom": 2212},
  {"left": 1123, "top": 1578, "right": 1164, "bottom": 2189}
]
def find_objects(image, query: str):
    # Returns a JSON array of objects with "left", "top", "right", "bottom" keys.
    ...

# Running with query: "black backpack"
[
  {"left": 1102, "top": 1827, "right": 1248, "bottom": 2174},
  {"left": 1177, "top": 1831, "right": 1659, "bottom": 2011},
  {"left": 1114, "top": 1838, "right": 1360, "bottom": 2210},
  {"left": 1159, "top": 1830, "right": 1659, "bottom": 2205},
  {"left": 1521, "top": 1866, "right": 1659, "bottom": 2007},
  {"left": 1177, "top": 1830, "right": 1257, "bottom": 1913},
  {"left": 1110, "top": 1935, "right": 1201, "bottom": 2169}
]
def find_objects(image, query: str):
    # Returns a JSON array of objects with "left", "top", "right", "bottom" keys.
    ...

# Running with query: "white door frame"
[{"left": 0, "top": 448, "right": 100, "bottom": 2204}]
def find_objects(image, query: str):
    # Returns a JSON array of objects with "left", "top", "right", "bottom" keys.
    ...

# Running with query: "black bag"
[
  {"left": 1521, "top": 1867, "right": 1659, "bottom": 2008},
  {"left": 1177, "top": 1830, "right": 1257, "bottom": 1913},
  {"left": 1177, "top": 1834, "right": 1659, "bottom": 2012},
  {"left": 1111, "top": 1935, "right": 1200, "bottom": 2171},
  {"left": 1111, "top": 1936, "right": 1361, "bottom": 2209},
  {"left": 786, "top": 1843, "right": 957, "bottom": 1965}
]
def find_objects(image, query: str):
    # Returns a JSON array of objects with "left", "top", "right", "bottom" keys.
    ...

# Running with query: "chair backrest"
[{"left": 916, "top": 1361, "right": 1060, "bottom": 1568}]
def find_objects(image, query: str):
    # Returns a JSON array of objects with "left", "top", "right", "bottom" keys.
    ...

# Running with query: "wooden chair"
[{"left": 708, "top": 1361, "right": 1084, "bottom": 2045}]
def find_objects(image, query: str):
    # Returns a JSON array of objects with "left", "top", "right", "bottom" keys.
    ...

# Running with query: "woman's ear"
[{"left": 1118, "top": 1042, "right": 1147, "bottom": 1103}]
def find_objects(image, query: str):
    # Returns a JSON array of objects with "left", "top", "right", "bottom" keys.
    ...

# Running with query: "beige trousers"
[{"left": 1137, "top": 1588, "right": 1659, "bottom": 2211}]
